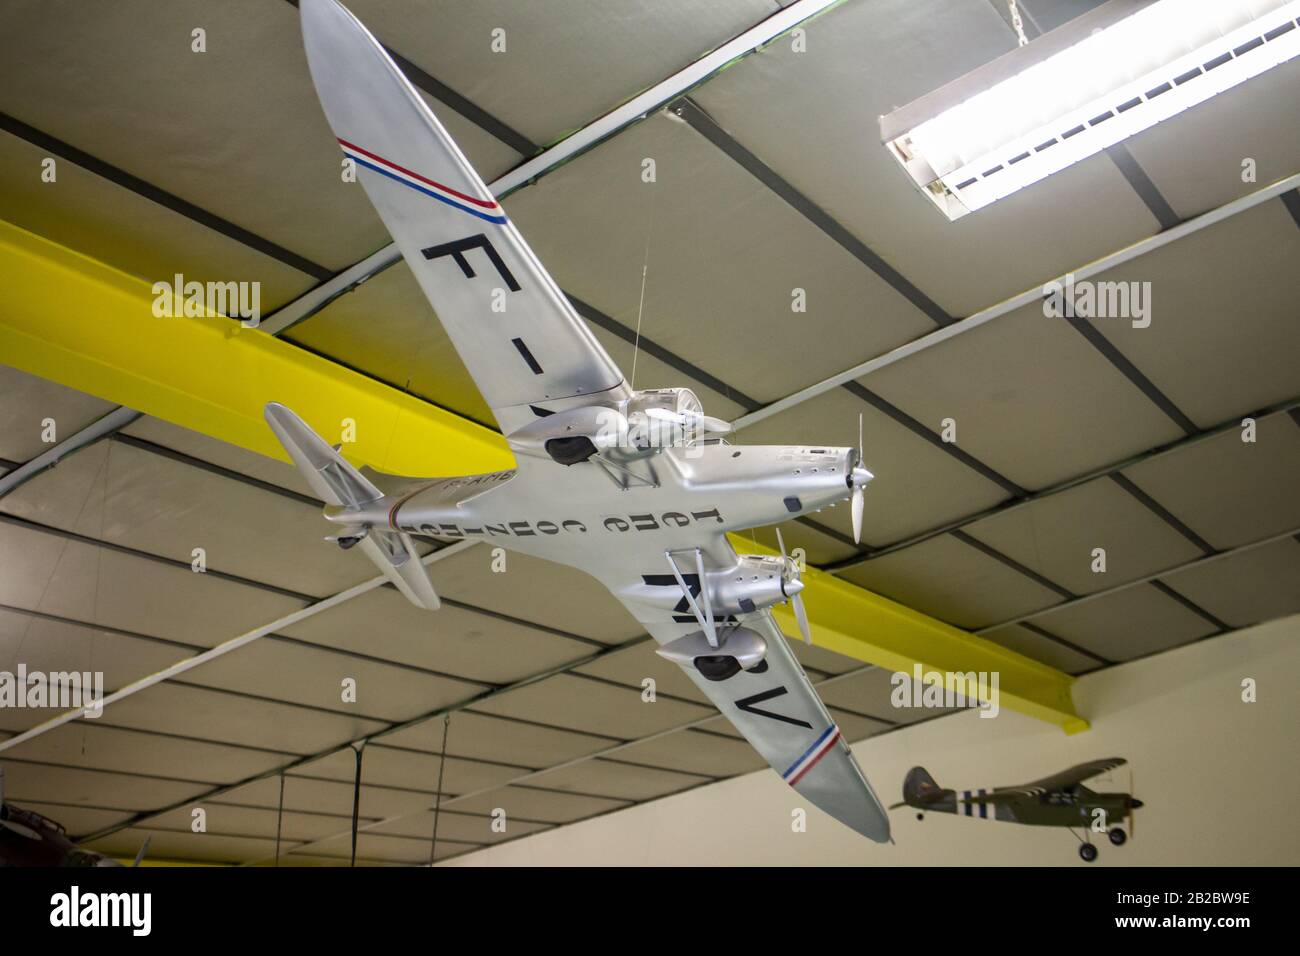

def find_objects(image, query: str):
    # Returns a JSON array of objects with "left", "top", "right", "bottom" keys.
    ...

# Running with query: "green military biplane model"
[{"left": 890, "top": 757, "right": 1142, "bottom": 862}]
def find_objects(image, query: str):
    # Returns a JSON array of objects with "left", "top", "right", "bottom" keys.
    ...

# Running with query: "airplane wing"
[
  {"left": 611, "top": 590, "right": 891, "bottom": 842},
  {"left": 299, "top": 0, "right": 630, "bottom": 433},
  {"left": 1023, "top": 758, "right": 1127, "bottom": 793}
]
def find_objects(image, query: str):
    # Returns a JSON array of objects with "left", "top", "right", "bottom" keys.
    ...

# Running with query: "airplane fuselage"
[{"left": 352, "top": 442, "right": 858, "bottom": 576}]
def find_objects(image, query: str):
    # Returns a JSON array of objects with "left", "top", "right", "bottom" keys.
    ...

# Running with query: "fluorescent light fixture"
[{"left": 880, "top": 0, "right": 1300, "bottom": 220}]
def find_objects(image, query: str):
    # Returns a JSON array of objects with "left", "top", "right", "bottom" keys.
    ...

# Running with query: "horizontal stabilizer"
[
  {"left": 264, "top": 402, "right": 382, "bottom": 508},
  {"left": 264, "top": 402, "right": 440, "bottom": 610}
]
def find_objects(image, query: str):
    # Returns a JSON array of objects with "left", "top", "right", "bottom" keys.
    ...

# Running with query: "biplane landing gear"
[
  {"left": 1108, "top": 827, "right": 1127, "bottom": 846},
  {"left": 1078, "top": 843, "right": 1098, "bottom": 862}
]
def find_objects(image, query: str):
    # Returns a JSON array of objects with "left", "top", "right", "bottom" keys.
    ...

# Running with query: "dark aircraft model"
[
  {"left": 891, "top": 758, "right": 1142, "bottom": 862},
  {"left": 0, "top": 768, "right": 147, "bottom": 867}
]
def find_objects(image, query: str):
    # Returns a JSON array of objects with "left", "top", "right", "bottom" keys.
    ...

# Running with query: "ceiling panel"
[
  {"left": 814, "top": 666, "right": 959, "bottom": 724},
  {"left": 576, "top": 640, "right": 710, "bottom": 706},
  {"left": 691, "top": 0, "right": 1160, "bottom": 317},
  {"left": 0, "top": 609, "right": 186, "bottom": 732},
  {"left": 0, "top": 440, "right": 369, "bottom": 596},
  {"left": 285, "top": 260, "right": 495, "bottom": 426},
  {"left": 146, "top": 802, "right": 364, "bottom": 845},
  {"left": 524, "top": 757, "right": 709, "bottom": 802},
  {"left": 0, "top": 0, "right": 518, "bottom": 272},
  {"left": 220, "top": 773, "right": 434, "bottom": 822},
  {"left": 864, "top": 301, "right": 1188, "bottom": 491},
  {"left": 3, "top": 722, "right": 286, "bottom": 783},
  {"left": 449, "top": 784, "right": 630, "bottom": 824},
  {"left": 367, "top": 807, "right": 550, "bottom": 844},
  {"left": 121, "top": 416, "right": 317, "bottom": 500},
  {"left": 180, "top": 638, "right": 486, "bottom": 724},
  {"left": 293, "top": 744, "right": 523, "bottom": 796},
  {"left": 0, "top": 129, "right": 312, "bottom": 309},
  {"left": 427, "top": 547, "right": 644, "bottom": 645},
  {"left": 839, "top": 534, "right": 1064, "bottom": 630},
  {"left": 1069, "top": 201, "right": 1300, "bottom": 429},
  {"left": 280, "top": 585, "right": 596, "bottom": 685},
  {"left": 611, "top": 727, "right": 768, "bottom": 777},
  {"left": 964, "top": 477, "right": 1205, "bottom": 595},
  {"left": 0, "top": 365, "right": 116, "bottom": 462},
  {"left": 736, "top": 387, "right": 1008, "bottom": 547},
  {"left": 0, "top": 521, "right": 304, "bottom": 647},
  {"left": 1125, "top": 56, "right": 1300, "bottom": 219},
  {"left": 0, "top": 762, "right": 210, "bottom": 813},
  {"left": 303, "top": 830, "right": 480, "bottom": 864},
  {"left": 470, "top": 672, "right": 713, "bottom": 738},
  {"left": 380, "top": 709, "right": 616, "bottom": 769},
  {"left": 979, "top": 623, "right": 1103, "bottom": 674},
  {"left": 1026, "top": 584, "right": 1219, "bottom": 663},
  {"left": 1160, "top": 538, "right": 1300, "bottom": 629},
  {"left": 345, "top": 0, "right": 776, "bottom": 146},
  {"left": 99, "top": 682, "right": 385, "bottom": 755},
  {"left": 1121, "top": 411, "right": 1300, "bottom": 550},
  {"left": 504, "top": 111, "right": 937, "bottom": 404}
]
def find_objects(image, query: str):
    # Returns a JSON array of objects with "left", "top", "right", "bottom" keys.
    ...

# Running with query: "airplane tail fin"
[
  {"left": 903, "top": 766, "right": 941, "bottom": 803},
  {"left": 264, "top": 402, "right": 441, "bottom": 609}
]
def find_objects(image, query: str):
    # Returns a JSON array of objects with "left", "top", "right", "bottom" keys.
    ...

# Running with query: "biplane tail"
[{"left": 264, "top": 402, "right": 442, "bottom": 610}]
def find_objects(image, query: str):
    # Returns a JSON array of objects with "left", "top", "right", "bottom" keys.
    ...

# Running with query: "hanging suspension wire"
[
  {"left": 1007, "top": 0, "right": 1030, "bottom": 46},
  {"left": 428, "top": 713, "right": 451, "bottom": 866}
]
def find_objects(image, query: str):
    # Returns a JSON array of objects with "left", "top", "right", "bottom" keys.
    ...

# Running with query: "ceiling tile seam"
[
  {"left": 256, "top": 659, "right": 900, "bottom": 863},
  {"left": 1105, "top": 142, "right": 1182, "bottom": 231},
  {"left": 1059, "top": 314, "right": 1199, "bottom": 434},
  {"left": 823, "top": 395, "right": 1300, "bottom": 574},
  {"left": 672, "top": 97, "right": 957, "bottom": 328},
  {"left": 1282, "top": 190, "right": 1300, "bottom": 229},
  {"left": 0, "top": 512, "right": 319, "bottom": 603},
  {"left": 110, "top": 433, "right": 319, "bottom": 508},
  {"left": 276, "top": 0, "right": 538, "bottom": 157},
  {"left": 72, "top": 633, "right": 657, "bottom": 844},
  {"left": 3, "top": 474, "right": 606, "bottom": 655},
  {"left": 458, "top": 708, "right": 626, "bottom": 745},
  {"left": 596, "top": 755, "right": 724, "bottom": 780},
  {"left": 0, "top": 596, "right": 511, "bottom": 688},
  {"left": 1107, "top": 472, "right": 1216, "bottom": 554},
  {"left": 841, "top": 380, "right": 1028, "bottom": 498},
  {"left": 0, "top": 114, "right": 331, "bottom": 281},
  {"left": 364, "top": 741, "right": 535, "bottom": 773},
  {"left": 0, "top": 755, "right": 220, "bottom": 789},
  {"left": 56, "top": 719, "right": 304, "bottom": 759},
  {"left": 499, "top": 782, "right": 638, "bottom": 804},
  {"left": 823, "top": 702, "right": 900, "bottom": 727},
  {"left": 950, "top": 528, "right": 1077, "bottom": 600},
  {"left": 1147, "top": 578, "right": 1231, "bottom": 632},
  {"left": 1016, "top": 620, "right": 1113, "bottom": 666},
  {"left": 567, "top": 294, "right": 762, "bottom": 410},
  {"left": 162, "top": 676, "right": 487, "bottom": 729},
  {"left": 974, "top": 522, "right": 1300, "bottom": 633}
]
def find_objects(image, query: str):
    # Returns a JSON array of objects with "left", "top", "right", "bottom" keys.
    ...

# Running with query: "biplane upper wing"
[
  {"left": 1022, "top": 757, "right": 1127, "bottom": 793},
  {"left": 608, "top": 582, "right": 891, "bottom": 842},
  {"left": 299, "top": 0, "right": 630, "bottom": 432}
]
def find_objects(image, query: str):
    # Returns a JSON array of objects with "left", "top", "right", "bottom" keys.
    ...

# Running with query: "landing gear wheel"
[
  {"left": 694, "top": 655, "right": 742, "bottom": 682},
  {"left": 1078, "top": 843, "right": 1098, "bottom": 862},
  {"left": 1108, "top": 827, "right": 1127, "bottom": 846}
]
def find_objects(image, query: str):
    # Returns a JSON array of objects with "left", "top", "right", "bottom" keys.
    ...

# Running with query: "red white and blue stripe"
[
  {"left": 782, "top": 725, "right": 841, "bottom": 786},
  {"left": 338, "top": 138, "right": 508, "bottom": 225}
]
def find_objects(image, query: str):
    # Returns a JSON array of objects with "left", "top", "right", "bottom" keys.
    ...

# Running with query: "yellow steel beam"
[
  {"left": 734, "top": 537, "right": 1087, "bottom": 733},
  {"left": 1, "top": 218, "right": 1083, "bottom": 732},
  {"left": 0, "top": 219, "right": 513, "bottom": 477}
]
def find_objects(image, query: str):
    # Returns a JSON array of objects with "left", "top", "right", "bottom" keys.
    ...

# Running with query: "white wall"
[{"left": 446, "top": 614, "right": 1300, "bottom": 866}]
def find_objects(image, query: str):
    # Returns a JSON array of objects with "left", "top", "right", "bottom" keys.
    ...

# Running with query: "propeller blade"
[
  {"left": 775, "top": 527, "right": 787, "bottom": 559},
  {"left": 699, "top": 415, "right": 732, "bottom": 434},
  {"left": 132, "top": 836, "right": 151, "bottom": 868},
  {"left": 851, "top": 484, "right": 864, "bottom": 544},
  {"left": 858, "top": 412, "right": 863, "bottom": 460},
  {"left": 792, "top": 592, "right": 812, "bottom": 645}
]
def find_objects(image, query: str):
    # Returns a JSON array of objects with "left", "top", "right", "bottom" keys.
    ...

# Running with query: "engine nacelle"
[{"left": 626, "top": 553, "right": 800, "bottom": 617}]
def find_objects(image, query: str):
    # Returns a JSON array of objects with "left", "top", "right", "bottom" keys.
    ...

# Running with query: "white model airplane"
[{"left": 270, "top": 0, "right": 889, "bottom": 841}]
